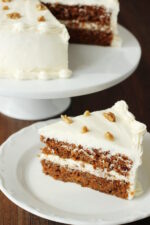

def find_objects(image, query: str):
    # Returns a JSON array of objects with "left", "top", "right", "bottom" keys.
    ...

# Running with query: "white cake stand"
[{"left": 0, "top": 25, "right": 141, "bottom": 120}]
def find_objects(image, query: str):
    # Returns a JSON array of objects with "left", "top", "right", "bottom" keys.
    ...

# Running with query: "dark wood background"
[{"left": 0, "top": 0, "right": 150, "bottom": 224}]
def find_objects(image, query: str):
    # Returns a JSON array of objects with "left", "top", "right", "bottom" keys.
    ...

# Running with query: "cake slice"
[
  {"left": 39, "top": 101, "right": 146, "bottom": 199},
  {"left": 42, "top": 0, "right": 121, "bottom": 46},
  {"left": 0, "top": 0, "right": 71, "bottom": 79}
]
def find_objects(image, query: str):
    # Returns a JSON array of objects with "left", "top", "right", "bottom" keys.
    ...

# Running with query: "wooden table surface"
[{"left": 0, "top": 0, "right": 150, "bottom": 224}]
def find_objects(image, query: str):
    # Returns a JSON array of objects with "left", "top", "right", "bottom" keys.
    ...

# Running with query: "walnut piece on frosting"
[
  {"left": 84, "top": 110, "right": 91, "bottom": 117},
  {"left": 105, "top": 132, "right": 114, "bottom": 141},
  {"left": 103, "top": 112, "right": 116, "bottom": 122},
  {"left": 36, "top": 3, "right": 46, "bottom": 11},
  {"left": 81, "top": 126, "right": 89, "bottom": 133},
  {"left": 7, "top": 12, "right": 21, "bottom": 19},
  {"left": 3, "top": 5, "right": 9, "bottom": 10},
  {"left": 38, "top": 16, "right": 46, "bottom": 22},
  {"left": 61, "top": 115, "right": 73, "bottom": 124}
]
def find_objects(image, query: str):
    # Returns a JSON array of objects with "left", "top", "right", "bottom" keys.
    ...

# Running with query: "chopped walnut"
[
  {"left": 7, "top": 12, "right": 21, "bottom": 19},
  {"left": 36, "top": 3, "right": 46, "bottom": 11},
  {"left": 61, "top": 115, "right": 73, "bottom": 124},
  {"left": 2, "top": 0, "right": 11, "bottom": 2},
  {"left": 103, "top": 112, "right": 116, "bottom": 122},
  {"left": 81, "top": 126, "right": 89, "bottom": 133},
  {"left": 38, "top": 16, "right": 46, "bottom": 22},
  {"left": 105, "top": 132, "right": 114, "bottom": 141},
  {"left": 84, "top": 110, "right": 91, "bottom": 117},
  {"left": 3, "top": 5, "right": 9, "bottom": 10}
]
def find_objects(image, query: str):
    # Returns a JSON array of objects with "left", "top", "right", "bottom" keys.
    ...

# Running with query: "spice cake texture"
[
  {"left": 42, "top": 0, "right": 121, "bottom": 46},
  {"left": 39, "top": 101, "right": 146, "bottom": 199}
]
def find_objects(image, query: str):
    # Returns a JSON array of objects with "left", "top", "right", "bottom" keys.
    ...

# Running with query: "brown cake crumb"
[
  {"left": 68, "top": 27, "right": 113, "bottom": 46},
  {"left": 103, "top": 112, "right": 116, "bottom": 122},
  {"left": 41, "top": 137, "right": 133, "bottom": 176},
  {"left": 41, "top": 160, "right": 129, "bottom": 199},
  {"left": 43, "top": 3, "right": 113, "bottom": 46},
  {"left": 7, "top": 12, "right": 21, "bottom": 19},
  {"left": 105, "top": 132, "right": 114, "bottom": 141},
  {"left": 41, "top": 3, "right": 114, "bottom": 46},
  {"left": 38, "top": 16, "right": 46, "bottom": 22},
  {"left": 45, "top": 4, "right": 111, "bottom": 23}
]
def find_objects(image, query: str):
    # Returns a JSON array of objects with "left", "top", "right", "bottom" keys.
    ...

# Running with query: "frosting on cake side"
[
  {"left": 39, "top": 100, "right": 147, "bottom": 199},
  {"left": 0, "top": 0, "right": 71, "bottom": 79}
]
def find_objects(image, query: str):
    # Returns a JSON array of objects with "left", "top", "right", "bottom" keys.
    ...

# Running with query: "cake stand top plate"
[{"left": 0, "top": 25, "right": 141, "bottom": 99}]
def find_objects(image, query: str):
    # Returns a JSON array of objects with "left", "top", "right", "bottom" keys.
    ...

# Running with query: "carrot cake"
[
  {"left": 39, "top": 101, "right": 146, "bottom": 199},
  {"left": 42, "top": 0, "right": 121, "bottom": 46},
  {"left": 0, "top": 0, "right": 71, "bottom": 79}
]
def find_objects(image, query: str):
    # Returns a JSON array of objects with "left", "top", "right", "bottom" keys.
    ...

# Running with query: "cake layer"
[
  {"left": 42, "top": 0, "right": 120, "bottom": 46},
  {"left": 0, "top": 0, "right": 71, "bottom": 79},
  {"left": 41, "top": 138, "right": 133, "bottom": 176},
  {"left": 39, "top": 101, "right": 146, "bottom": 159},
  {"left": 59, "top": 18, "right": 113, "bottom": 45},
  {"left": 41, "top": 159, "right": 130, "bottom": 199},
  {"left": 40, "top": 153, "right": 130, "bottom": 182},
  {"left": 61, "top": 20, "right": 110, "bottom": 31},
  {"left": 39, "top": 101, "right": 147, "bottom": 199},
  {"left": 67, "top": 27, "right": 113, "bottom": 46},
  {"left": 44, "top": 4, "right": 111, "bottom": 23}
]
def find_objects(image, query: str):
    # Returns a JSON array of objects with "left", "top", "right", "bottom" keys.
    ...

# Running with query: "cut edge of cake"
[
  {"left": 42, "top": 0, "right": 121, "bottom": 46},
  {"left": 39, "top": 101, "right": 147, "bottom": 199}
]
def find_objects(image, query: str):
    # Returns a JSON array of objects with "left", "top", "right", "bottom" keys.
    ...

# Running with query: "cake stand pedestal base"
[{"left": 0, "top": 97, "right": 71, "bottom": 120}]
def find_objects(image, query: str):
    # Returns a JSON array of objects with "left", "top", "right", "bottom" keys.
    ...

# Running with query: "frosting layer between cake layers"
[
  {"left": 39, "top": 101, "right": 147, "bottom": 199},
  {"left": 40, "top": 153, "right": 129, "bottom": 182},
  {"left": 0, "top": 0, "right": 71, "bottom": 79},
  {"left": 39, "top": 101, "right": 146, "bottom": 159},
  {"left": 42, "top": 0, "right": 121, "bottom": 46}
]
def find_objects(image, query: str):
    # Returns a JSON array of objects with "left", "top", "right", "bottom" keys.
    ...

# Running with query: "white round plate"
[
  {"left": 0, "top": 25, "right": 141, "bottom": 99},
  {"left": 0, "top": 119, "right": 150, "bottom": 225}
]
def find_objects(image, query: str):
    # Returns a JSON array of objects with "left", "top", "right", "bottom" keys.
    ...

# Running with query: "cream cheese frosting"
[
  {"left": 39, "top": 101, "right": 146, "bottom": 160},
  {"left": 0, "top": 0, "right": 71, "bottom": 79},
  {"left": 40, "top": 153, "right": 129, "bottom": 182},
  {"left": 39, "top": 100, "right": 147, "bottom": 199},
  {"left": 42, "top": 0, "right": 119, "bottom": 7}
]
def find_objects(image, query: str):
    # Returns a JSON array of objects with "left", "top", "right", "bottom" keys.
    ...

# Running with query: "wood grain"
[{"left": 0, "top": 0, "right": 150, "bottom": 224}]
